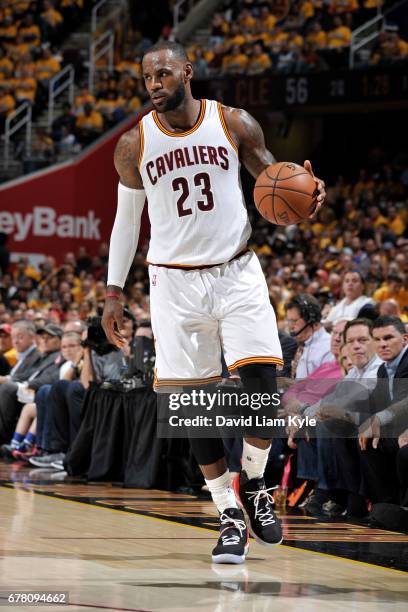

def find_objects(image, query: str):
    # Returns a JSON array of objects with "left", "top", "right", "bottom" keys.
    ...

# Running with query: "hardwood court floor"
[{"left": 0, "top": 462, "right": 407, "bottom": 612}]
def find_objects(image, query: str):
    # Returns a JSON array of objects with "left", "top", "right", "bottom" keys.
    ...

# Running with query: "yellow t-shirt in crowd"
[
  {"left": 15, "top": 76, "right": 36, "bottom": 101},
  {"left": 41, "top": 8, "right": 63, "bottom": 27},
  {"left": 327, "top": 25, "right": 352, "bottom": 47},
  {"left": 0, "top": 93, "right": 16, "bottom": 114},
  {"left": 35, "top": 57, "right": 61, "bottom": 80},
  {"left": 248, "top": 53, "right": 272, "bottom": 72},
  {"left": 222, "top": 53, "right": 248, "bottom": 71},
  {"left": 373, "top": 286, "right": 408, "bottom": 309},
  {"left": 307, "top": 30, "right": 328, "bottom": 47},
  {"left": 76, "top": 110, "right": 103, "bottom": 129}
]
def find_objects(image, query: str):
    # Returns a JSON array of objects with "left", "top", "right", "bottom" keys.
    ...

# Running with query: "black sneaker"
[
  {"left": 234, "top": 471, "right": 283, "bottom": 546},
  {"left": 303, "top": 494, "right": 324, "bottom": 517},
  {"left": 0, "top": 443, "right": 18, "bottom": 460},
  {"left": 212, "top": 507, "right": 249, "bottom": 564}
]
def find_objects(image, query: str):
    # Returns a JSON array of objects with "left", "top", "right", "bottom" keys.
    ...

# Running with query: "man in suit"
[
  {"left": 0, "top": 320, "right": 40, "bottom": 386},
  {"left": 0, "top": 322, "right": 63, "bottom": 443},
  {"left": 358, "top": 315, "right": 408, "bottom": 505}
]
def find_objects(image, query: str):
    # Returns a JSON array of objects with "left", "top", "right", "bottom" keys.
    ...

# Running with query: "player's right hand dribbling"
[{"left": 102, "top": 298, "right": 126, "bottom": 349}]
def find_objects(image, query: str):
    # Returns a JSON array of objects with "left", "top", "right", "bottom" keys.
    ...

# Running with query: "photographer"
[
  {"left": 29, "top": 310, "right": 137, "bottom": 469},
  {"left": 80, "top": 312, "right": 135, "bottom": 389}
]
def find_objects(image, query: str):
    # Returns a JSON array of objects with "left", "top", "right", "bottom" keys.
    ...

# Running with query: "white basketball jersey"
[{"left": 139, "top": 99, "right": 252, "bottom": 266}]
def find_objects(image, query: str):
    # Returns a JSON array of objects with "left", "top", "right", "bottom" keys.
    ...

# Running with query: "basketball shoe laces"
[
  {"left": 246, "top": 485, "right": 278, "bottom": 526},
  {"left": 219, "top": 513, "right": 247, "bottom": 546}
]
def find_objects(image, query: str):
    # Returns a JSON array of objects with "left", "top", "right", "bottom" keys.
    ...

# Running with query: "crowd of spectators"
[
  {"left": 185, "top": 0, "right": 408, "bottom": 78},
  {"left": 0, "top": 0, "right": 89, "bottom": 132},
  {"left": 0, "top": 0, "right": 150, "bottom": 170},
  {"left": 1, "top": 143, "right": 408, "bottom": 528}
]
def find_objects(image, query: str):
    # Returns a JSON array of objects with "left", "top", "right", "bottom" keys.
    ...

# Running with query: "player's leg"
[
  {"left": 188, "top": 437, "right": 248, "bottom": 564},
  {"left": 149, "top": 265, "right": 247, "bottom": 562},
  {"left": 219, "top": 252, "right": 284, "bottom": 546},
  {"left": 236, "top": 363, "right": 283, "bottom": 546}
]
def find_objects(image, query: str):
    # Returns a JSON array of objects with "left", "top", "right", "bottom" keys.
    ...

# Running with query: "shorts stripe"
[
  {"left": 154, "top": 370, "right": 223, "bottom": 389},
  {"left": 227, "top": 356, "right": 284, "bottom": 371}
]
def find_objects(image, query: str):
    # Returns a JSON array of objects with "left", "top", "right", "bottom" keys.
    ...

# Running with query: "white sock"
[
  {"left": 205, "top": 470, "right": 238, "bottom": 513},
  {"left": 242, "top": 440, "right": 271, "bottom": 480}
]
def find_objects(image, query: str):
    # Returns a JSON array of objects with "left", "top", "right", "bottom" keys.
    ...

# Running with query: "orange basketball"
[{"left": 253, "top": 162, "right": 319, "bottom": 226}]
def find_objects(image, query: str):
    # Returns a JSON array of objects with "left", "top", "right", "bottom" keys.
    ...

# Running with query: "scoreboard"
[{"left": 195, "top": 67, "right": 408, "bottom": 114}]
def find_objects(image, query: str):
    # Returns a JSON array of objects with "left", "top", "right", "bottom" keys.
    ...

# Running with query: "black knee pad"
[
  {"left": 238, "top": 363, "right": 277, "bottom": 395},
  {"left": 238, "top": 363, "right": 278, "bottom": 440},
  {"left": 188, "top": 436, "right": 225, "bottom": 466}
]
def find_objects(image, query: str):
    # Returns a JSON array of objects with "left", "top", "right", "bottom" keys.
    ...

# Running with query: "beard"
[{"left": 153, "top": 81, "right": 186, "bottom": 112}]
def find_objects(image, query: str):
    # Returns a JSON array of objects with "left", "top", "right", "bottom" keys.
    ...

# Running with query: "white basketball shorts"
[{"left": 149, "top": 250, "right": 283, "bottom": 389}]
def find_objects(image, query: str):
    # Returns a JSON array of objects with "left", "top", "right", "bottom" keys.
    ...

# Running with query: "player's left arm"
[{"left": 222, "top": 106, "right": 326, "bottom": 210}]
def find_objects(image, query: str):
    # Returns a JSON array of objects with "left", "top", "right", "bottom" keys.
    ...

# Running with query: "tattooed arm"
[
  {"left": 223, "top": 105, "right": 326, "bottom": 205},
  {"left": 222, "top": 106, "right": 276, "bottom": 179},
  {"left": 114, "top": 126, "right": 144, "bottom": 189}
]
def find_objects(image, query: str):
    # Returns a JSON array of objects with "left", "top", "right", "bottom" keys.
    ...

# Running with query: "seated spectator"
[
  {"left": 51, "top": 102, "right": 76, "bottom": 141},
  {"left": 378, "top": 298, "right": 406, "bottom": 320},
  {"left": 373, "top": 274, "right": 408, "bottom": 312},
  {"left": 306, "top": 21, "right": 327, "bottom": 49},
  {"left": 0, "top": 320, "right": 40, "bottom": 442},
  {"left": 247, "top": 43, "right": 272, "bottom": 75},
  {"left": 324, "top": 270, "right": 373, "bottom": 325},
  {"left": 75, "top": 102, "right": 103, "bottom": 145},
  {"left": 222, "top": 44, "right": 248, "bottom": 75},
  {"left": 115, "top": 53, "right": 141, "bottom": 79},
  {"left": 209, "top": 12, "right": 229, "bottom": 45},
  {"left": 285, "top": 294, "right": 332, "bottom": 378},
  {"left": 315, "top": 318, "right": 383, "bottom": 517},
  {"left": 283, "top": 319, "right": 347, "bottom": 416},
  {"left": 387, "top": 205, "right": 406, "bottom": 236},
  {"left": 0, "top": 16, "right": 17, "bottom": 45},
  {"left": 30, "top": 127, "right": 54, "bottom": 159},
  {"left": 0, "top": 46, "right": 14, "bottom": 77},
  {"left": 18, "top": 14, "right": 41, "bottom": 49},
  {"left": 276, "top": 40, "right": 299, "bottom": 73},
  {"left": 358, "top": 317, "right": 408, "bottom": 513},
  {"left": 95, "top": 91, "right": 124, "bottom": 126},
  {"left": 35, "top": 47, "right": 60, "bottom": 86},
  {"left": 0, "top": 401, "right": 37, "bottom": 459},
  {"left": 14, "top": 65, "right": 36, "bottom": 104},
  {"left": 0, "top": 329, "right": 83, "bottom": 460},
  {"left": 370, "top": 410, "right": 408, "bottom": 533},
  {"left": 74, "top": 87, "right": 95, "bottom": 113},
  {"left": 6, "top": 33, "right": 31, "bottom": 62},
  {"left": 192, "top": 48, "right": 209, "bottom": 80},
  {"left": 30, "top": 310, "right": 137, "bottom": 469},
  {"left": 238, "top": 8, "right": 256, "bottom": 32},
  {"left": 0, "top": 85, "right": 15, "bottom": 130},
  {"left": 258, "top": 6, "right": 277, "bottom": 31},
  {"left": 327, "top": 16, "right": 352, "bottom": 49},
  {"left": 328, "top": 0, "right": 358, "bottom": 15},
  {"left": 40, "top": 0, "right": 63, "bottom": 43},
  {"left": 300, "top": 1, "right": 316, "bottom": 24},
  {"left": 57, "top": 125, "right": 80, "bottom": 156}
]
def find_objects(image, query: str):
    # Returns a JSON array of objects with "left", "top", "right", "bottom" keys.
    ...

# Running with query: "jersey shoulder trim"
[
  {"left": 217, "top": 102, "right": 238, "bottom": 155},
  {"left": 137, "top": 119, "right": 145, "bottom": 170},
  {"left": 152, "top": 99, "right": 206, "bottom": 137}
]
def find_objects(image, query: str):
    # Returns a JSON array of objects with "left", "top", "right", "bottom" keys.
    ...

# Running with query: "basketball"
[{"left": 253, "top": 162, "right": 319, "bottom": 226}]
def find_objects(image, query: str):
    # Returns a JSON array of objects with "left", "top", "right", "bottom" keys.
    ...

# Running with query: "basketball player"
[{"left": 102, "top": 41, "right": 326, "bottom": 564}]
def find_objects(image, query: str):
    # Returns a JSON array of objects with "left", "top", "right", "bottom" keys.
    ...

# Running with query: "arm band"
[{"left": 107, "top": 183, "right": 145, "bottom": 289}]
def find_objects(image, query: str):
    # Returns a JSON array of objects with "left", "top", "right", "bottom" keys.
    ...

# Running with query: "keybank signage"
[
  {"left": 0, "top": 208, "right": 101, "bottom": 241},
  {"left": 0, "top": 114, "right": 143, "bottom": 260}
]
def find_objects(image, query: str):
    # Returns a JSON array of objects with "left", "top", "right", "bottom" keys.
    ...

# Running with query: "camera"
[{"left": 81, "top": 316, "right": 118, "bottom": 356}]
